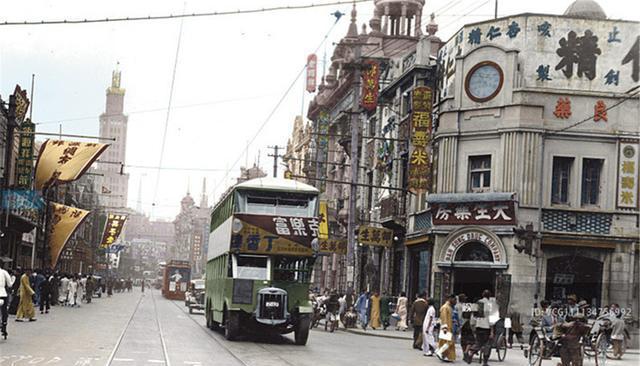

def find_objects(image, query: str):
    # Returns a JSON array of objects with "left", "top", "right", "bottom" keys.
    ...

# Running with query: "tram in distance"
[{"left": 204, "top": 177, "right": 321, "bottom": 345}]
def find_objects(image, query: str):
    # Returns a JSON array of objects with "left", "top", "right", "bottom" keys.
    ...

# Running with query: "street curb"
[{"left": 342, "top": 328, "right": 412, "bottom": 340}]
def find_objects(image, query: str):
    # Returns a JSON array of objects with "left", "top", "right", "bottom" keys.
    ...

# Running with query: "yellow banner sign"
[
  {"left": 318, "top": 200, "right": 329, "bottom": 240},
  {"left": 35, "top": 139, "right": 109, "bottom": 190},
  {"left": 358, "top": 225, "right": 393, "bottom": 247},
  {"left": 100, "top": 213, "right": 128, "bottom": 248},
  {"left": 48, "top": 203, "right": 91, "bottom": 269}
]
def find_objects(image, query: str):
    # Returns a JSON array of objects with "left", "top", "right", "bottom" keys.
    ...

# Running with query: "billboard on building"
[
  {"left": 99, "top": 213, "right": 128, "bottom": 248},
  {"left": 407, "top": 86, "right": 432, "bottom": 194},
  {"left": 361, "top": 59, "right": 380, "bottom": 112},
  {"left": 48, "top": 203, "right": 91, "bottom": 269},
  {"left": 306, "top": 54, "right": 317, "bottom": 93}
]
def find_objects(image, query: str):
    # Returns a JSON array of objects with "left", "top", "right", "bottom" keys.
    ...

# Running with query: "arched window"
[{"left": 454, "top": 241, "right": 493, "bottom": 262}]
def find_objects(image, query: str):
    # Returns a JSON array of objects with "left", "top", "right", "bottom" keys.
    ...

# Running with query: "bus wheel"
[
  {"left": 224, "top": 308, "right": 240, "bottom": 341},
  {"left": 205, "top": 302, "right": 213, "bottom": 329},
  {"left": 294, "top": 315, "right": 310, "bottom": 346}
]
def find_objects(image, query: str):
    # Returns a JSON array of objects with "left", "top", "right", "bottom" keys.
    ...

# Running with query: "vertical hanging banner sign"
[
  {"left": 34, "top": 139, "right": 109, "bottom": 190},
  {"left": 408, "top": 86, "right": 433, "bottom": 194},
  {"left": 617, "top": 142, "right": 638, "bottom": 208},
  {"left": 13, "top": 85, "right": 30, "bottom": 125},
  {"left": 306, "top": 54, "right": 318, "bottom": 93},
  {"left": 100, "top": 213, "right": 128, "bottom": 248},
  {"left": 316, "top": 110, "right": 330, "bottom": 191},
  {"left": 16, "top": 118, "right": 36, "bottom": 188},
  {"left": 361, "top": 59, "right": 380, "bottom": 111},
  {"left": 48, "top": 203, "right": 91, "bottom": 269}
]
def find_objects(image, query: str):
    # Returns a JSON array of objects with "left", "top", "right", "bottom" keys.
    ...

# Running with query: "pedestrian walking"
[
  {"left": 68, "top": 276, "right": 79, "bottom": 307},
  {"left": 85, "top": 276, "right": 94, "bottom": 303},
  {"left": 609, "top": 303, "right": 626, "bottom": 359},
  {"left": 556, "top": 313, "right": 591, "bottom": 366},
  {"left": 464, "top": 289, "right": 494, "bottom": 365},
  {"left": 507, "top": 301, "right": 524, "bottom": 348},
  {"left": 354, "top": 291, "right": 370, "bottom": 331},
  {"left": 78, "top": 275, "right": 87, "bottom": 303},
  {"left": 16, "top": 269, "right": 36, "bottom": 322},
  {"left": 436, "top": 294, "right": 457, "bottom": 362},
  {"left": 379, "top": 292, "right": 390, "bottom": 330},
  {"left": 457, "top": 293, "right": 474, "bottom": 354},
  {"left": 395, "top": 291, "right": 408, "bottom": 331},
  {"left": 50, "top": 273, "right": 60, "bottom": 306},
  {"left": 409, "top": 292, "right": 428, "bottom": 350},
  {"left": 422, "top": 297, "right": 437, "bottom": 356},
  {"left": 369, "top": 291, "right": 381, "bottom": 330},
  {"left": 141, "top": 278, "right": 145, "bottom": 293},
  {"left": 59, "top": 274, "right": 70, "bottom": 306},
  {"left": 0, "top": 261, "right": 15, "bottom": 339},
  {"left": 38, "top": 272, "right": 52, "bottom": 314},
  {"left": 107, "top": 278, "right": 114, "bottom": 296},
  {"left": 8, "top": 269, "right": 21, "bottom": 315}
]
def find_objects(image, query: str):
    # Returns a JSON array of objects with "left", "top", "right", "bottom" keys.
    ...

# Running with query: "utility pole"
[
  {"left": 346, "top": 41, "right": 362, "bottom": 292},
  {"left": 267, "top": 145, "right": 284, "bottom": 178}
]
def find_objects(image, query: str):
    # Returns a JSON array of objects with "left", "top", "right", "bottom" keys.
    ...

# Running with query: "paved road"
[{"left": 2, "top": 289, "right": 638, "bottom": 366}]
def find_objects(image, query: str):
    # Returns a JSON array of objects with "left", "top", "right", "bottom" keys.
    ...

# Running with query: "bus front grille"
[{"left": 257, "top": 288, "right": 287, "bottom": 321}]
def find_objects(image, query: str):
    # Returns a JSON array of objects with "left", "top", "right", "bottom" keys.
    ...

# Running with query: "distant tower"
[
  {"left": 374, "top": 0, "right": 425, "bottom": 37},
  {"left": 97, "top": 64, "right": 130, "bottom": 209},
  {"left": 200, "top": 178, "right": 208, "bottom": 208}
]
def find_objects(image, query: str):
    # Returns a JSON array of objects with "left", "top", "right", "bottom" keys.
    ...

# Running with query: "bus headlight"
[{"left": 232, "top": 218, "right": 243, "bottom": 234}]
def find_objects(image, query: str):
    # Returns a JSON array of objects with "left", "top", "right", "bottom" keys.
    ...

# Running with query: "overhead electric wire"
[
  {"left": 210, "top": 17, "right": 342, "bottom": 200},
  {"left": 34, "top": 94, "right": 273, "bottom": 125},
  {"left": 151, "top": 9, "right": 185, "bottom": 210},
  {"left": 440, "top": 0, "right": 491, "bottom": 32},
  {"left": 0, "top": 0, "right": 369, "bottom": 26}
]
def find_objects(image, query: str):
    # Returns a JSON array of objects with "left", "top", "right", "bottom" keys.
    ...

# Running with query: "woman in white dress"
[{"left": 396, "top": 291, "right": 408, "bottom": 331}]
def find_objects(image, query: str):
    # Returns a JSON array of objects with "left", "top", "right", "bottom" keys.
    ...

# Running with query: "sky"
[{"left": 1, "top": 0, "right": 638, "bottom": 220}]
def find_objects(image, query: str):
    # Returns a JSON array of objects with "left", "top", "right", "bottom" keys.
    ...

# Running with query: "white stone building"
[{"left": 429, "top": 0, "right": 639, "bottom": 319}]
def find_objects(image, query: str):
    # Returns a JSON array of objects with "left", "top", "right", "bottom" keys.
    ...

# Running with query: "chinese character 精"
[
  {"left": 621, "top": 36, "right": 639, "bottom": 82},
  {"left": 468, "top": 27, "right": 482, "bottom": 45}
]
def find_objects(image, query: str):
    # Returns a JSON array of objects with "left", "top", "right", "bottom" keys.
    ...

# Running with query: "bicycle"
[{"left": 584, "top": 314, "right": 611, "bottom": 366}]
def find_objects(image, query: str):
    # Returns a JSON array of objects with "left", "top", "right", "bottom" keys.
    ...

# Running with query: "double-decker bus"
[{"left": 205, "top": 177, "right": 320, "bottom": 345}]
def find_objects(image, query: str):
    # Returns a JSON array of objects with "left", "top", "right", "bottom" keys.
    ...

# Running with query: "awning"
[{"left": 427, "top": 192, "right": 516, "bottom": 204}]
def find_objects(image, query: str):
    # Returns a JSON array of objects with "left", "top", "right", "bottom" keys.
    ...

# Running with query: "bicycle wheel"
[
  {"left": 497, "top": 335, "right": 508, "bottom": 361},
  {"left": 528, "top": 336, "right": 542, "bottom": 366},
  {"left": 594, "top": 333, "right": 608, "bottom": 366},
  {"left": 606, "top": 337, "right": 626, "bottom": 360}
]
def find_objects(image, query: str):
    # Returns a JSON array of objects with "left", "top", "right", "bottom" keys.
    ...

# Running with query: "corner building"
[{"left": 430, "top": 0, "right": 639, "bottom": 321}]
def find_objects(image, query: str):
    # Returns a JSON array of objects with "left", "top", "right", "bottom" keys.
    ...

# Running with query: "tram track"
[
  {"left": 105, "top": 291, "right": 172, "bottom": 366},
  {"left": 168, "top": 297, "right": 297, "bottom": 366}
]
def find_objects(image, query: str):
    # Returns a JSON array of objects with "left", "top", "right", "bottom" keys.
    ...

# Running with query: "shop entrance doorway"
[
  {"left": 546, "top": 255, "right": 603, "bottom": 307},
  {"left": 453, "top": 268, "right": 496, "bottom": 302}
]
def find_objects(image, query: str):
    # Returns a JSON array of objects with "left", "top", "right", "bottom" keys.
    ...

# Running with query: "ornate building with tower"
[{"left": 97, "top": 68, "right": 130, "bottom": 209}]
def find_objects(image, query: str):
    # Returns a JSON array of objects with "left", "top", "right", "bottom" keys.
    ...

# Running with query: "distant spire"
[
  {"left": 200, "top": 177, "right": 208, "bottom": 208},
  {"left": 346, "top": 3, "right": 358, "bottom": 38},
  {"left": 187, "top": 177, "right": 191, "bottom": 195}
]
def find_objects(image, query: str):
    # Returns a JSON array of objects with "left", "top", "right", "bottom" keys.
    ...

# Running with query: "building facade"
[
  {"left": 429, "top": 1, "right": 639, "bottom": 320},
  {"left": 97, "top": 68, "right": 130, "bottom": 209}
]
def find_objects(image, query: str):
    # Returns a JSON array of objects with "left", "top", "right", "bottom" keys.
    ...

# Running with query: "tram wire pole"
[
  {"left": 346, "top": 41, "right": 362, "bottom": 293},
  {"left": 267, "top": 145, "right": 285, "bottom": 178}
]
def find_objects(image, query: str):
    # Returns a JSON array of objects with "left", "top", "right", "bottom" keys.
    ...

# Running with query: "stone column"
[
  {"left": 400, "top": 4, "right": 407, "bottom": 36},
  {"left": 415, "top": 9, "right": 423, "bottom": 36},
  {"left": 383, "top": 5, "right": 390, "bottom": 35}
]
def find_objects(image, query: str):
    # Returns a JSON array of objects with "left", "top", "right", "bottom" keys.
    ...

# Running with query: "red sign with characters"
[
  {"left": 361, "top": 59, "right": 380, "bottom": 111},
  {"left": 306, "top": 54, "right": 317, "bottom": 93}
]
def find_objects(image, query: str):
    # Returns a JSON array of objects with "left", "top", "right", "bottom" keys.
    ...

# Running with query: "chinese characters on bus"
[
  {"left": 408, "top": 86, "right": 432, "bottom": 193},
  {"left": 617, "top": 143, "right": 638, "bottom": 208}
]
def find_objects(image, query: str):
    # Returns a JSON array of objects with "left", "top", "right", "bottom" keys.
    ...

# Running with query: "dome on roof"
[{"left": 564, "top": 0, "right": 606, "bottom": 19}]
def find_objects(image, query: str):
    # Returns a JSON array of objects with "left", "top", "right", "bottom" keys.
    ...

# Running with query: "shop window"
[
  {"left": 551, "top": 157, "right": 573, "bottom": 204},
  {"left": 469, "top": 155, "right": 491, "bottom": 192},
  {"left": 581, "top": 158, "right": 603, "bottom": 206}
]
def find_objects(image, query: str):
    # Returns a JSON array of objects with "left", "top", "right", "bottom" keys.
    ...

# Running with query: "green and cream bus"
[{"left": 205, "top": 177, "right": 320, "bottom": 345}]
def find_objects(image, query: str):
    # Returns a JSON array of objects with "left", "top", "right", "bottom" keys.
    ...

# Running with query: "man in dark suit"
[{"left": 409, "top": 291, "right": 428, "bottom": 349}]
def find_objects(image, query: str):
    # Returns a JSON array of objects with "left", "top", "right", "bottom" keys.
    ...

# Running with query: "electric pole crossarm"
[
  {"left": 311, "top": 132, "right": 408, "bottom": 143},
  {"left": 289, "top": 174, "right": 409, "bottom": 192}
]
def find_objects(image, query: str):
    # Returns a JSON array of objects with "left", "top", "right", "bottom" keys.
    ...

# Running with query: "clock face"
[{"left": 465, "top": 62, "right": 503, "bottom": 102}]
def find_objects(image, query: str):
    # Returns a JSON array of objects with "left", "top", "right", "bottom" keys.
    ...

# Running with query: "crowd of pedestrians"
[{"left": 0, "top": 261, "right": 137, "bottom": 340}]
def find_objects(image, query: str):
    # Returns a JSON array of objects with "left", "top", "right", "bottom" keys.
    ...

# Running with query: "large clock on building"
[{"left": 464, "top": 61, "right": 504, "bottom": 102}]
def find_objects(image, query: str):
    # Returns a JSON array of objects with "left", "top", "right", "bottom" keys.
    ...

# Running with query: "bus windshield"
[
  {"left": 273, "top": 257, "right": 314, "bottom": 283},
  {"left": 233, "top": 255, "right": 270, "bottom": 280},
  {"left": 235, "top": 191, "right": 317, "bottom": 217}
]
